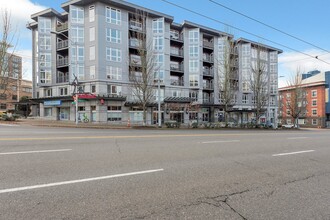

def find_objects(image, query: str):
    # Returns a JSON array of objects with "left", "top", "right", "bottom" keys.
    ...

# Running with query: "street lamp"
[
  {"left": 50, "top": 31, "right": 79, "bottom": 125},
  {"left": 157, "top": 76, "right": 161, "bottom": 128}
]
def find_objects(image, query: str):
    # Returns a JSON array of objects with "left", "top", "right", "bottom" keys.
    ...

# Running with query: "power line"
[
  {"left": 209, "top": 0, "right": 330, "bottom": 54},
  {"left": 157, "top": 0, "right": 330, "bottom": 66}
]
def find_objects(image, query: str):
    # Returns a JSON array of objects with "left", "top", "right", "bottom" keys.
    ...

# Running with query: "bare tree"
[
  {"left": 216, "top": 37, "right": 237, "bottom": 126},
  {"left": 285, "top": 68, "right": 306, "bottom": 128},
  {"left": 0, "top": 10, "right": 18, "bottom": 103},
  {"left": 128, "top": 11, "right": 159, "bottom": 126},
  {"left": 250, "top": 45, "right": 269, "bottom": 126}
]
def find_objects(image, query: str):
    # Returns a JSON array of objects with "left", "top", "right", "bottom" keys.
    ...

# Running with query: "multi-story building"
[
  {"left": 0, "top": 53, "right": 30, "bottom": 112},
  {"left": 27, "top": 0, "right": 282, "bottom": 125},
  {"left": 279, "top": 71, "right": 330, "bottom": 128}
]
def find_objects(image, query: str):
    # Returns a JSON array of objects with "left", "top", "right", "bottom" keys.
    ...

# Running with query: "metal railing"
[
  {"left": 170, "top": 79, "right": 184, "bottom": 86},
  {"left": 57, "top": 40, "right": 69, "bottom": 50},
  {"left": 56, "top": 22, "right": 68, "bottom": 32},
  {"left": 57, "top": 57, "right": 69, "bottom": 67}
]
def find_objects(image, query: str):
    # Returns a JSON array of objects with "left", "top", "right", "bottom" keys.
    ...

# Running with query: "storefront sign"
[{"left": 44, "top": 100, "right": 62, "bottom": 106}]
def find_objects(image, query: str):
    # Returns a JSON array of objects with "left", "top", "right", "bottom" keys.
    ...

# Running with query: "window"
[
  {"left": 44, "top": 89, "right": 52, "bottom": 97},
  {"left": 39, "top": 35, "right": 51, "bottom": 50},
  {"left": 11, "top": 86, "right": 17, "bottom": 91},
  {"left": 71, "top": 26, "right": 84, "bottom": 43},
  {"left": 71, "top": 6, "right": 84, "bottom": 24},
  {"left": 152, "top": 18, "right": 164, "bottom": 34},
  {"left": 40, "top": 69, "right": 51, "bottom": 84},
  {"left": 90, "top": 46, "right": 95, "bottom": 60},
  {"left": 39, "top": 17, "right": 51, "bottom": 33},
  {"left": 89, "top": 5, "right": 95, "bottom": 22},
  {"left": 59, "top": 87, "right": 68, "bottom": 96},
  {"left": 189, "top": 29, "right": 199, "bottom": 44},
  {"left": 106, "top": 48, "right": 121, "bottom": 62},
  {"left": 12, "top": 95, "right": 17, "bottom": 100},
  {"left": 40, "top": 53, "right": 51, "bottom": 67},
  {"left": 189, "top": 60, "right": 199, "bottom": 72},
  {"left": 107, "top": 85, "right": 122, "bottom": 95},
  {"left": 189, "top": 45, "right": 199, "bottom": 57},
  {"left": 106, "top": 66, "right": 122, "bottom": 80},
  {"left": 89, "top": 27, "right": 95, "bottom": 41},
  {"left": 270, "top": 52, "right": 277, "bottom": 62},
  {"left": 90, "top": 65, "right": 95, "bottom": 79},
  {"left": 106, "top": 28, "right": 121, "bottom": 43},
  {"left": 44, "top": 108, "right": 52, "bottom": 117},
  {"left": 0, "top": 103, "right": 6, "bottom": 110},
  {"left": 189, "top": 91, "right": 198, "bottom": 101},
  {"left": 91, "top": 85, "right": 96, "bottom": 93},
  {"left": 242, "top": 94, "right": 249, "bottom": 104},
  {"left": 153, "top": 36, "right": 164, "bottom": 51},
  {"left": 107, "top": 106, "right": 122, "bottom": 121},
  {"left": 72, "top": 64, "right": 85, "bottom": 80},
  {"left": 71, "top": 46, "right": 84, "bottom": 62},
  {"left": 189, "top": 74, "right": 199, "bottom": 87},
  {"left": 312, "top": 119, "right": 318, "bottom": 125},
  {"left": 106, "top": 7, "right": 121, "bottom": 25},
  {"left": 311, "top": 90, "right": 317, "bottom": 97},
  {"left": 286, "top": 109, "right": 291, "bottom": 116},
  {"left": 242, "top": 44, "right": 250, "bottom": 56},
  {"left": 312, "top": 99, "right": 317, "bottom": 106},
  {"left": 312, "top": 109, "right": 317, "bottom": 116}
]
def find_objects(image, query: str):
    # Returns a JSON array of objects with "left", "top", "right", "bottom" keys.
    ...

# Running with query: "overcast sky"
[{"left": 2, "top": 0, "right": 330, "bottom": 87}]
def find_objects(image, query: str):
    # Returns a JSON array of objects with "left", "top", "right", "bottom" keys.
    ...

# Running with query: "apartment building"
[
  {"left": 0, "top": 53, "right": 31, "bottom": 112},
  {"left": 279, "top": 71, "right": 330, "bottom": 128},
  {"left": 27, "top": 0, "right": 282, "bottom": 125}
]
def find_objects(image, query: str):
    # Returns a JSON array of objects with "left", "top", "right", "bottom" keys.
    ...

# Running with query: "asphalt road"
[{"left": 0, "top": 124, "right": 330, "bottom": 219}]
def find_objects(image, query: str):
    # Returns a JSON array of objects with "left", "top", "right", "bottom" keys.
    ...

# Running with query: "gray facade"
[{"left": 28, "top": 0, "right": 282, "bottom": 126}]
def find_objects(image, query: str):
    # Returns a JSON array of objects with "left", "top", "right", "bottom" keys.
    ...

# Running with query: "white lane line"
[
  {"left": 202, "top": 140, "right": 240, "bottom": 144},
  {"left": 287, "top": 137, "right": 308, "bottom": 140},
  {"left": 0, "top": 169, "right": 164, "bottom": 194},
  {"left": 0, "top": 124, "right": 19, "bottom": 127},
  {"left": 0, "top": 149, "right": 72, "bottom": 155},
  {"left": 272, "top": 150, "right": 315, "bottom": 157}
]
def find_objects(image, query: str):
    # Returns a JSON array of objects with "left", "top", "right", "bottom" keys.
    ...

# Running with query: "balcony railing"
[
  {"left": 129, "top": 20, "right": 143, "bottom": 31},
  {"left": 129, "top": 39, "right": 142, "bottom": 48},
  {"left": 203, "top": 68, "right": 214, "bottom": 77},
  {"left": 170, "top": 79, "right": 184, "bottom": 86},
  {"left": 56, "top": 74, "right": 69, "bottom": 83},
  {"left": 130, "top": 55, "right": 142, "bottom": 66},
  {"left": 170, "top": 64, "right": 184, "bottom": 72},
  {"left": 203, "top": 99, "right": 214, "bottom": 104},
  {"left": 57, "top": 57, "right": 69, "bottom": 67},
  {"left": 203, "top": 83, "right": 214, "bottom": 90},
  {"left": 203, "top": 40, "right": 214, "bottom": 49},
  {"left": 170, "top": 30, "right": 183, "bottom": 41},
  {"left": 57, "top": 40, "right": 69, "bottom": 50},
  {"left": 56, "top": 22, "right": 68, "bottom": 32},
  {"left": 203, "top": 54, "right": 214, "bottom": 63},
  {"left": 170, "top": 48, "right": 183, "bottom": 57}
]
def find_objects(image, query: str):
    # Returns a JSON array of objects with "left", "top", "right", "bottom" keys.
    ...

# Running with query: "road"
[{"left": 0, "top": 124, "right": 330, "bottom": 219}]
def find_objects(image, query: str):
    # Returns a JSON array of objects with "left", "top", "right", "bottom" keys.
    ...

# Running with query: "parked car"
[{"left": 282, "top": 124, "right": 298, "bottom": 129}]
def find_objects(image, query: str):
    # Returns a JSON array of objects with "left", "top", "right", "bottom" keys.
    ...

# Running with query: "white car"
[{"left": 282, "top": 124, "right": 298, "bottom": 129}]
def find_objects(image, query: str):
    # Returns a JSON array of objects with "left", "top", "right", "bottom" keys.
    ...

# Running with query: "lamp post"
[
  {"left": 51, "top": 31, "right": 79, "bottom": 125},
  {"left": 157, "top": 77, "right": 161, "bottom": 128}
]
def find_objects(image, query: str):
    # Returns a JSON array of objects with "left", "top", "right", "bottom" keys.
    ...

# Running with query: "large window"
[
  {"left": 71, "top": 46, "right": 84, "bottom": 62},
  {"left": 89, "top": 27, "right": 95, "bottom": 41},
  {"left": 106, "top": 28, "right": 121, "bottom": 43},
  {"left": 40, "top": 69, "right": 51, "bottom": 84},
  {"left": 152, "top": 18, "right": 164, "bottom": 34},
  {"left": 107, "top": 106, "right": 122, "bottom": 121},
  {"left": 106, "top": 48, "right": 122, "bottom": 62},
  {"left": 189, "top": 45, "right": 199, "bottom": 58},
  {"left": 40, "top": 53, "right": 51, "bottom": 67},
  {"left": 311, "top": 90, "right": 317, "bottom": 97},
  {"left": 71, "top": 26, "right": 84, "bottom": 43},
  {"left": 312, "top": 108, "right": 317, "bottom": 116},
  {"left": 89, "top": 46, "right": 95, "bottom": 60},
  {"left": 106, "top": 7, "right": 121, "bottom": 25},
  {"left": 189, "top": 60, "right": 199, "bottom": 72},
  {"left": 189, "top": 74, "right": 199, "bottom": 87},
  {"left": 153, "top": 36, "right": 164, "bottom": 51},
  {"left": 107, "top": 85, "right": 122, "bottom": 95},
  {"left": 189, "top": 29, "right": 199, "bottom": 44},
  {"left": 39, "top": 17, "right": 51, "bottom": 33},
  {"left": 71, "top": 6, "right": 84, "bottom": 24},
  {"left": 39, "top": 35, "right": 51, "bottom": 50},
  {"left": 44, "top": 108, "right": 52, "bottom": 117},
  {"left": 242, "top": 94, "right": 249, "bottom": 104},
  {"left": 106, "top": 66, "right": 122, "bottom": 80}
]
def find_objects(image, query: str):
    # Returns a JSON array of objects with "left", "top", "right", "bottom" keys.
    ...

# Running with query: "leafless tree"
[
  {"left": 250, "top": 45, "right": 269, "bottom": 126},
  {"left": 216, "top": 37, "right": 237, "bottom": 126},
  {"left": 128, "top": 10, "right": 159, "bottom": 126},
  {"left": 285, "top": 68, "right": 306, "bottom": 128},
  {"left": 0, "top": 10, "right": 18, "bottom": 102}
]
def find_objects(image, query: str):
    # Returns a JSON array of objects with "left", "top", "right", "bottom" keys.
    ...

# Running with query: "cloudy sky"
[{"left": 1, "top": 0, "right": 330, "bottom": 88}]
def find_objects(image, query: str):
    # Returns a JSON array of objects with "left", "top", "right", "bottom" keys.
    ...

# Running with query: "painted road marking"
[
  {"left": 0, "top": 169, "right": 164, "bottom": 194},
  {"left": 272, "top": 150, "right": 315, "bottom": 157},
  {"left": 287, "top": 137, "right": 308, "bottom": 140},
  {"left": 0, "top": 124, "right": 18, "bottom": 127},
  {"left": 202, "top": 140, "right": 240, "bottom": 144},
  {"left": 0, "top": 149, "right": 72, "bottom": 155}
]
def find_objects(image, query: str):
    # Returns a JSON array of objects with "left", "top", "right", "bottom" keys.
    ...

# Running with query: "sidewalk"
[{"left": 9, "top": 118, "right": 133, "bottom": 129}]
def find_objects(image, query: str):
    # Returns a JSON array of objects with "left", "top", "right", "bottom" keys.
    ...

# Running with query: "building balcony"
[
  {"left": 129, "top": 20, "right": 143, "bottom": 31},
  {"left": 57, "top": 40, "right": 69, "bottom": 50},
  {"left": 57, "top": 57, "right": 69, "bottom": 67},
  {"left": 56, "top": 22, "right": 68, "bottom": 32},
  {"left": 170, "top": 30, "right": 183, "bottom": 42},
  {"left": 203, "top": 40, "right": 214, "bottom": 49},
  {"left": 130, "top": 55, "right": 142, "bottom": 66},
  {"left": 170, "top": 48, "right": 183, "bottom": 57},
  {"left": 203, "top": 83, "right": 214, "bottom": 90},
  {"left": 203, "top": 68, "right": 214, "bottom": 77},
  {"left": 203, "top": 54, "right": 214, "bottom": 63},
  {"left": 129, "top": 38, "right": 142, "bottom": 48},
  {"left": 170, "top": 64, "right": 184, "bottom": 72},
  {"left": 56, "top": 74, "right": 69, "bottom": 83},
  {"left": 170, "top": 79, "right": 184, "bottom": 86},
  {"left": 203, "top": 99, "right": 214, "bottom": 104}
]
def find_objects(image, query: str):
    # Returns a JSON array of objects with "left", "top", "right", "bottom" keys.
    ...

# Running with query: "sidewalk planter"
[{"left": 165, "top": 120, "right": 181, "bottom": 128}]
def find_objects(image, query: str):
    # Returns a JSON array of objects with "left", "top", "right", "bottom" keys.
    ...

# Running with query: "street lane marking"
[
  {"left": 202, "top": 140, "right": 240, "bottom": 144},
  {"left": 272, "top": 150, "right": 315, "bottom": 157},
  {"left": 287, "top": 137, "right": 308, "bottom": 140},
  {"left": 0, "top": 169, "right": 164, "bottom": 194},
  {"left": 0, "top": 124, "right": 19, "bottom": 127},
  {"left": 0, "top": 149, "right": 72, "bottom": 155}
]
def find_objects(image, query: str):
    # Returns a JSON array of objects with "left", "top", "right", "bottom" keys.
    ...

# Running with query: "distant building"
[
  {"left": 0, "top": 53, "right": 32, "bottom": 113},
  {"left": 279, "top": 71, "right": 330, "bottom": 128},
  {"left": 27, "top": 0, "right": 282, "bottom": 125}
]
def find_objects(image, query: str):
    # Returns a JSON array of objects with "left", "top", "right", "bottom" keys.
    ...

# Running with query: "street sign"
[{"left": 44, "top": 100, "right": 62, "bottom": 106}]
